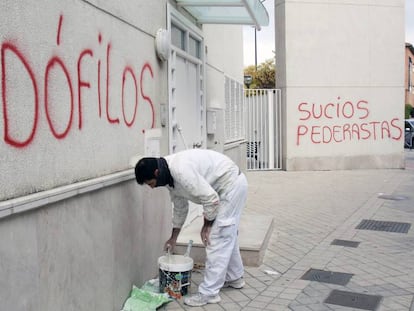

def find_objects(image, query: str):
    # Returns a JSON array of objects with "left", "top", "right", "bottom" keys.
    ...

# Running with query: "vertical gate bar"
[
  {"left": 255, "top": 91, "right": 258, "bottom": 170},
  {"left": 263, "top": 90, "right": 269, "bottom": 169},
  {"left": 246, "top": 90, "right": 249, "bottom": 169},
  {"left": 277, "top": 89, "right": 282, "bottom": 168},
  {"left": 263, "top": 90, "right": 266, "bottom": 169},
  {"left": 262, "top": 91, "right": 266, "bottom": 169},
  {"left": 250, "top": 90, "right": 253, "bottom": 169},
  {"left": 247, "top": 90, "right": 251, "bottom": 170},
  {"left": 251, "top": 91, "right": 254, "bottom": 170},
  {"left": 249, "top": 90, "right": 253, "bottom": 170},
  {"left": 256, "top": 90, "right": 262, "bottom": 169},
  {"left": 246, "top": 90, "right": 248, "bottom": 169},
  {"left": 274, "top": 89, "right": 279, "bottom": 168},
  {"left": 252, "top": 91, "right": 255, "bottom": 170},
  {"left": 254, "top": 91, "right": 258, "bottom": 170},
  {"left": 245, "top": 89, "right": 247, "bottom": 169},
  {"left": 261, "top": 91, "right": 263, "bottom": 169},
  {"left": 262, "top": 90, "right": 269, "bottom": 169},
  {"left": 273, "top": 90, "right": 278, "bottom": 169},
  {"left": 260, "top": 90, "right": 264, "bottom": 169},
  {"left": 275, "top": 90, "right": 279, "bottom": 168},
  {"left": 268, "top": 90, "right": 275, "bottom": 169},
  {"left": 266, "top": 91, "right": 269, "bottom": 168}
]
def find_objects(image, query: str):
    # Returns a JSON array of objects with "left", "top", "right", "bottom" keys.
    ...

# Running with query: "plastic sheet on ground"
[{"left": 120, "top": 283, "right": 171, "bottom": 311}]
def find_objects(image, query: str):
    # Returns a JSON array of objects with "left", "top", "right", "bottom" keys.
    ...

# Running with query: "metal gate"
[{"left": 245, "top": 89, "right": 282, "bottom": 170}]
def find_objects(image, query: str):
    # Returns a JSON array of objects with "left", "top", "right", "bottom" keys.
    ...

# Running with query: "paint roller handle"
[{"left": 184, "top": 240, "right": 193, "bottom": 257}]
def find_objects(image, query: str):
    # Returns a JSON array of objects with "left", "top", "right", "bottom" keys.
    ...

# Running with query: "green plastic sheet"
[{"left": 121, "top": 284, "right": 171, "bottom": 311}]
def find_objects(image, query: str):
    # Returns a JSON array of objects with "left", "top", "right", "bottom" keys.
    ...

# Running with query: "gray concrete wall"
[
  {"left": 0, "top": 179, "right": 171, "bottom": 311},
  {"left": 275, "top": 0, "right": 406, "bottom": 170},
  {"left": 1, "top": 1, "right": 172, "bottom": 310}
]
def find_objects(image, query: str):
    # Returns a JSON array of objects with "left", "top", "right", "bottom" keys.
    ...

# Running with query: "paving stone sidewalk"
[{"left": 161, "top": 150, "right": 414, "bottom": 310}]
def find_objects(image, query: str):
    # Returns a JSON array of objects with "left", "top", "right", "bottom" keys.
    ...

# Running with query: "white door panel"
[
  {"left": 168, "top": 9, "right": 205, "bottom": 154},
  {"left": 168, "top": 5, "right": 205, "bottom": 225},
  {"left": 174, "top": 56, "right": 201, "bottom": 150}
]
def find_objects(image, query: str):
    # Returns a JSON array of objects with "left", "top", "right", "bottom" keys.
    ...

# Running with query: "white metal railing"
[
  {"left": 225, "top": 77, "right": 245, "bottom": 143},
  {"left": 244, "top": 89, "right": 282, "bottom": 170}
]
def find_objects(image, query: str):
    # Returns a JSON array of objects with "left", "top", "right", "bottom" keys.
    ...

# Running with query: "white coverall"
[{"left": 164, "top": 149, "right": 248, "bottom": 296}]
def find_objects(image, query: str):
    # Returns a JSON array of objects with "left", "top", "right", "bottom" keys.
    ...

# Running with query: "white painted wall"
[
  {"left": 204, "top": 25, "right": 244, "bottom": 81},
  {"left": 275, "top": 0, "right": 406, "bottom": 170},
  {"left": 203, "top": 24, "right": 247, "bottom": 169}
]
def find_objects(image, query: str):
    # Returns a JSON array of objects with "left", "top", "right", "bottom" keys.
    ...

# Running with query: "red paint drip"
[{"left": 57, "top": 15, "right": 63, "bottom": 46}]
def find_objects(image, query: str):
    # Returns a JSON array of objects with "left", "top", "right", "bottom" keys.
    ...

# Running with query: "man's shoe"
[
  {"left": 184, "top": 293, "right": 221, "bottom": 307},
  {"left": 223, "top": 277, "right": 245, "bottom": 289}
]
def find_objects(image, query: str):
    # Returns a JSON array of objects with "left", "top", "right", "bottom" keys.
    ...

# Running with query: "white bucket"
[{"left": 158, "top": 254, "right": 193, "bottom": 298}]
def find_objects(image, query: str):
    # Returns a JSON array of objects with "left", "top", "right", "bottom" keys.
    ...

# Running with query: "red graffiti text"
[
  {"left": 296, "top": 98, "right": 402, "bottom": 145},
  {"left": 1, "top": 14, "right": 155, "bottom": 148}
]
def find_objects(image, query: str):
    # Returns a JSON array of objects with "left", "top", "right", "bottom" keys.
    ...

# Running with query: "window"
[
  {"left": 171, "top": 24, "right": 185, "bottom": 50},
  {"left": 171, "top": 23, "right": 202, "bottom": 60},
  {"left": 189, "top": 36, "right": 200, "bottom": 59}
]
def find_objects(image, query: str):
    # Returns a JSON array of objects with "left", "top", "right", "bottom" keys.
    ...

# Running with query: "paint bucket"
[{"left": 158, "top": 254, "right": 193, "bottom": 298}]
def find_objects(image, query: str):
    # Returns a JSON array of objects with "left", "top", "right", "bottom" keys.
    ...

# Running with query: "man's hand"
[
  {"left": 164, "top": 238, "right": 176, "bottom": 253},
  {"left": 200, "top": 218, "right": 214, "bottom": 246},
  {"left": 164, "top": 227, "right": 181, "bottom": 252}
]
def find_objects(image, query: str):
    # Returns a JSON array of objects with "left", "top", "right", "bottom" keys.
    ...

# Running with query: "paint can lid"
[{"left": 158, "top": 254, "right": 193, "bottom": 272}]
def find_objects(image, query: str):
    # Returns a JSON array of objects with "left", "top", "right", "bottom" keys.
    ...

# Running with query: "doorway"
[{"left": 168, "top": 6, "right": 205, "bottom": 154}]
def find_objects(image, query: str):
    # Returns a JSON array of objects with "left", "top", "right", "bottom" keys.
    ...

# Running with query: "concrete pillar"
[{"left": 275, "top": 0, "right": 405, "bottom": 170}]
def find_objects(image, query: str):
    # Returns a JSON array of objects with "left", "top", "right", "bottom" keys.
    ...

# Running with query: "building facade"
[
  {"left": 0, "top": 1, "right": 262, "bottom": 310},
  {"left": 0, "top": 0, "right": 407, "bottom": 310}
]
